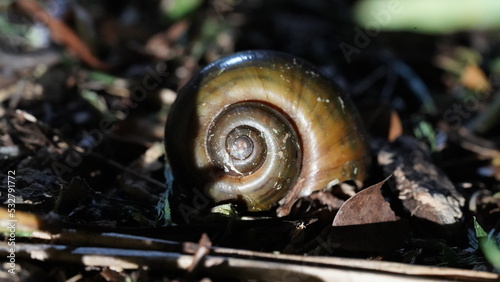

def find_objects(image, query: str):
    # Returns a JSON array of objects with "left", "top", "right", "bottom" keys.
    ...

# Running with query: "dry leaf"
[
  {"left": 460, "top": 64, "right": 491, "bottom": 93},
  {"left": 333, "top": 175, "right": 397, "bottom": 226},
  {"left": 388, "top": 110, "right": 403, "bottom": 142}
]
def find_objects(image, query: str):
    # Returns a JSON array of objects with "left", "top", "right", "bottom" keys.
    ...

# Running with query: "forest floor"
[{"left": 0, "top": 0, "right": 499, "bottom": 281}]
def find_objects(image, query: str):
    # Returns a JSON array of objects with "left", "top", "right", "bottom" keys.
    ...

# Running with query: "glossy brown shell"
[{"left": 165, "top": 50, "right": 369, "bottom": 212}]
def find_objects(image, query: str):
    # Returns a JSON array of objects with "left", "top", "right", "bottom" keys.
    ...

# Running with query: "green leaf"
[
  {"left": 412, "top": 119, "right": 437, "bottom": 151},
  {"left": 474, "top": 217, "right": 500, "bottom": 269},
  {"left": 161, "top": 0, "right": 204, "bottom": 21},
  {"left": 88, "top": 71, "right": 118, "bottom": 86},
  {"left": 473, "top": 216, "right": 488, "bottom": 238},
  {"left": 81, "top": 89, "right": 108, "bottom": 114}
]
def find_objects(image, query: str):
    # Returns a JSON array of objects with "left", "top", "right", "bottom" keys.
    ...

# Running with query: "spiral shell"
[{"left": 165, "top": 50, "right": 369, "bottom": 213}]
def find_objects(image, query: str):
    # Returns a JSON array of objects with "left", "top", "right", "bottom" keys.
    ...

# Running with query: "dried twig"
[{"left": 2, "top": 229, "right": 497, "bottom": 282}]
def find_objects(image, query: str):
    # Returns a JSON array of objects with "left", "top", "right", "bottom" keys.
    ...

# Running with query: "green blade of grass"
[{"left": 474, "top": 217, "right": 500, "bottom": 269}]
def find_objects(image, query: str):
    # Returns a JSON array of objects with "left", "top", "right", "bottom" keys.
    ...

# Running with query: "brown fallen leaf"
[
  {"left": 324, "top": 175, "right": 409, "bottom": 253},
  {"left": 6, "top": 109, "right": 58, "bottom": 151},
  {"left": 333, "top": 175, "right": 397, "bottom": 226},
  {"left": 460, "top": 64, "right": 492, "bottom": 93},
  {"left": 15, "top": 0, "right": 110, "bottom": 70},
  {"left": 388, "top": 110, "right": 403, "bottom": 142}
]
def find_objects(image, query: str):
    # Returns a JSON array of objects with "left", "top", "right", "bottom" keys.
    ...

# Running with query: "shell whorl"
[{"left": 165, "top": 50, "right": 369, "bottom": 212}]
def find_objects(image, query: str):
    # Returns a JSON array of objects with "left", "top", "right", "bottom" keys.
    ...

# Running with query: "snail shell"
[{"left": 165, "top": 50, "right": 369, "bottom": 214}]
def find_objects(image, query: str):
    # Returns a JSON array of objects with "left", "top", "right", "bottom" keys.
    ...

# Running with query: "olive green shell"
[{"left": 165, "top": 50, "right": 369, "bottom": 212}]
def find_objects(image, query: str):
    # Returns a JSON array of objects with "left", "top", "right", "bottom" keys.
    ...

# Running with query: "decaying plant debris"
[{"left": 1, "top": 0, "right": 500, "bottom": 281}]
